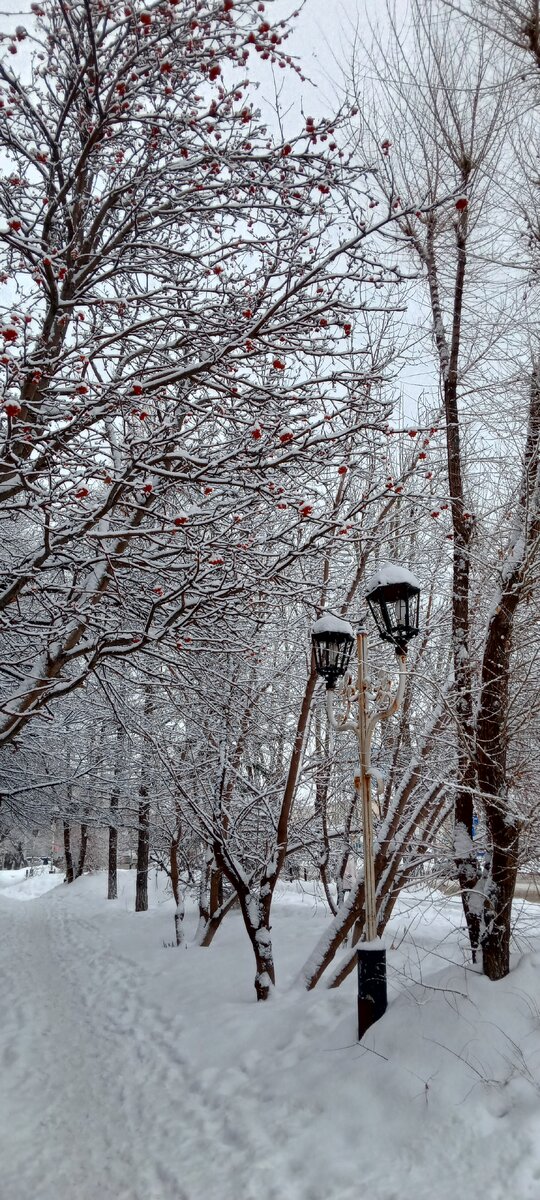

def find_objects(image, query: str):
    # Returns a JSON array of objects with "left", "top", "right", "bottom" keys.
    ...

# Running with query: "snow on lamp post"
[{"left": 312, "top": 563, "right": 421, "bottom": 1039}]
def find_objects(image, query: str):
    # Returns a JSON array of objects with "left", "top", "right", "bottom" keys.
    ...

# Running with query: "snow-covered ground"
[
  {"left": 0, "top": 865, "right": 62, "bottom": 900},
  {"left": 1, "top": 870, "right": 540, "bottom": 1200}
]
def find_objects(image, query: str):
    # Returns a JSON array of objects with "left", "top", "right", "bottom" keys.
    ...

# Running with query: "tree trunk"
[
  {"left": 442, "top": 206, "right": 483, "bottom": 958},
  {"left": 421, "top": 203, "right": 482, "bottom": 959},
  {"left": 240, "top": 893, "right": 275, "bottom": 1001},
  {"left": 477, "top": 577, "right": 522, "bottom": 978},
  {"left": 135, "top": 784, "right": 150, "bottom": 913},
  {"left": 454, "top": 762, "right": 481, "bottom": 962},
  {"left": 108, "top": 713, "right": 124, "bottom": 901},
  {"left": 135, "top": 683, "right": 153, "bottom": 913},
  {"left": 195, "top": 852, "right": 238, "bottom": 946},
  {"left": 194, "top": 889, "right": 238, "bottom": 946},
  {"left": 63, "top": 820, "right": 74, "bottom": 884},
  {"left": 481, "top": 820, "right": 519, "bottom": 980},
  {"left": 108, "top": 789, "right": 118, "bottom": 900},
  {"left": 476, "top": 366, "right": 540, "bottom": 977},
  {"left": 314, "top": 709, "right": 337, "bottom": 915},
  {"left": 170, "top": 828, "right": 184, "bottom": 946},
  {"left": 75, "top": 823, "right": 88, "bottom": 878}
]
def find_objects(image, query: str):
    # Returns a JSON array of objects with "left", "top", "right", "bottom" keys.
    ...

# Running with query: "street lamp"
[
  {"left": 311, "top": 613, "right": 355, "bottom": 689},
  {"left": 365, "top": 563, "right": 420, "bottom": 651},
  {"left": 312, "top": 562, "right": 421, "bottom": 1038}
]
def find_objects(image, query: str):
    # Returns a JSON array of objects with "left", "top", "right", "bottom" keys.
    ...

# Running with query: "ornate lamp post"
[{"left": 312, "top": 563, "right": 421, "bottom": 1038}]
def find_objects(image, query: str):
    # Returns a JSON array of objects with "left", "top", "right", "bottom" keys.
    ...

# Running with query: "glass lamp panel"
[
  {"left": 327, "top": 641, "right": 340, "bottom": 667},
  {"left": 410, "top": 591, "right": 420, "bottom": 630},
  {"left": 395, "top": 598, "right": 407, "bottom": 628},
  {"left": 368, "top": 598, "right": 384, "bottom": 637},
  {"left": 380, "top": 600, "right": 394, "bottom": 638}
]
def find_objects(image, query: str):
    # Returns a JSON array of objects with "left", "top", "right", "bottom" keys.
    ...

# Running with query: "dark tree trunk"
[
  {"left": 221, "top": 665, "right": 318, "bottom": 999},
  {"left": 443, "top": 210, "right": 482, "bottom": 959},
  {"left": 135, "top": 683, "right": 153, "bottom": 913},
  {"left": 196, "top": 852, "right": 215, "bottom": 943},
  {"left": 209, "top": 858, "right": 223, "bottom": 913},
  {"left": 481, "top": 820, "right": 519, "bottom": 980},
  {"left": 240, "top": 893, "right": 275, "bottom": 1001},
  {"left": 75, "top": 823, "right": 88, "bottom": 878},
  {"left": 336, "top": 789, "right": 357, "bottom": 911},
  {"left": 455, "top": 763, "right": 481, "bottom": 962},
  {"left": 63, "top": 821, "right": 74, "bottom": 884},
  {"left": 314, "top": 710, "right": 337, "bottom": 915},
  {"left": 476, "top": 367, "right": 540, "bottom": 978},
  {"left": 477, "top": 583, "right": 522, "bottom": 979},
  {"left": 422, "top": 203, "right": 481, "bottom": 959},
  {"left": 108, "top": 713, "right": 124, "bottom": 900},
  {"left": 108, "top": 789, "right": 118, "bottom": 900},
  {"left": 135, "top": 784, "right": 150, "bottom": 913},
  {"left": 170, "top": 826, "right": 184, "bottom": 946},
  {"left": 196, "top": 853, "right": 237, "bottom": 946}
]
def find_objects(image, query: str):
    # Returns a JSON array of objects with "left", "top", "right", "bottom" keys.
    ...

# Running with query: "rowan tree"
[{"left": 0, "top": 0, "right": 425, "bottom": 780}]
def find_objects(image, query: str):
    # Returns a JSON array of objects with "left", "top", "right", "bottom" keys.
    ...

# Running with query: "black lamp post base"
[{"left": 357, "top": 946, "right": 387, "bottom": 1039}]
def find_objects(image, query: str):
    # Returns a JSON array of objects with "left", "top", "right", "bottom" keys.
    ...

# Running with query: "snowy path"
[
  {"left": 3, "top": 874, "right": 540, "bottom": 1200},
  {"left": 0, "top": 889, "right": 294, "bottom": 1200}
]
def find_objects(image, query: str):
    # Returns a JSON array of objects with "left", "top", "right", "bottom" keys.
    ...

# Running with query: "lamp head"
[
  {"left": 311, "top": 613, "right": 355, "bottom": 689},
  {"left": 364, "top": 563, "right": 421, "bottom": 653}
]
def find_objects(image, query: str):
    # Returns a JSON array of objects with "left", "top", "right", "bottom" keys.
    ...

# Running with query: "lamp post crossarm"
[
  {"left": 325, "top": 680, "right": 358, "bottom": 735},
  {"left": 366, "top": 765, "right": 385, "bottom": 797},
  {"left": 365, "top": 654, "right": 407, "bottom": 760}
]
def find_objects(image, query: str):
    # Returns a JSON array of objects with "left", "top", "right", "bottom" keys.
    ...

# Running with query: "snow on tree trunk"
[
  {"left": 195, "top": 853, "right": 231, "bottom": 948},
  {"left": 242, "top": 895, "right": 276, "bottom": 1002},
  {"left": 480, "top": 824, "right": 519, "bottom": 981}
]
